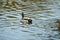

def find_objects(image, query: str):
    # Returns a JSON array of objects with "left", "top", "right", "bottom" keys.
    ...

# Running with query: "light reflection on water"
[{"left": 0, "top": 0, "right": 60, "bottom": 40}]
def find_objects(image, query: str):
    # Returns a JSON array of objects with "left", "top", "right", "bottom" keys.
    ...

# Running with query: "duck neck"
[{"left": 22, "top": 12, "right": 24, "bottom": 19}]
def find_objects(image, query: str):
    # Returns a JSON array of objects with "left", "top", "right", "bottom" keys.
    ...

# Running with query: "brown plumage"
[{"left": 56, "top": 19, "right": 60, "bottom": 31}]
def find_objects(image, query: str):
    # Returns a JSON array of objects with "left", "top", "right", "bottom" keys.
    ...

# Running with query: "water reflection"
[
  {"left": 7, "top": 16, "right": 17, "bottom": 18},
  {"left": 0, "top": 0, "right": 60, "bottom": 40},
  {"left": 0, "top": 13, "right": 4, "bottom": 16}
]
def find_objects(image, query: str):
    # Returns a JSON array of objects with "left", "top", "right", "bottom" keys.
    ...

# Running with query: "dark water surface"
[{"left": 0, "top": 0, "right": 60, "bottom": 40}]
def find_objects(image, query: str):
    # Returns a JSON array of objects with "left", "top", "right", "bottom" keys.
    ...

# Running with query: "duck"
[
  {"left": 56, "top": 19, "right": 60, "bottom": 31},
  {"left": 20, "top": 12, "right": 32, "bottom": 24}
]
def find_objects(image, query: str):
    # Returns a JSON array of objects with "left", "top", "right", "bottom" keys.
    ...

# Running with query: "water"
[{"left": 0, "top": 0, "right": 60, "bottom": 40}]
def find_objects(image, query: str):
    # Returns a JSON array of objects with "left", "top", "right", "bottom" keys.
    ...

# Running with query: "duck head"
[{"left": 22, "top": 12, "right": 24, "bottom": 19}]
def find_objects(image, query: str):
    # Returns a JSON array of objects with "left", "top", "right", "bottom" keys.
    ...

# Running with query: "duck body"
[{"left": 20, "top": 12, "right": 32, "bottom": 24}]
